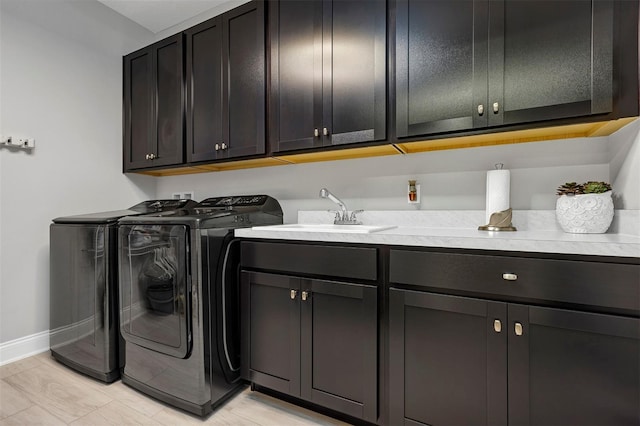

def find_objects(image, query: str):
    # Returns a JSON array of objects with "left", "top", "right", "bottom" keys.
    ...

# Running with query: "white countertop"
[{"left": 235, "top": 210, "right": 640, "bottom": 258}]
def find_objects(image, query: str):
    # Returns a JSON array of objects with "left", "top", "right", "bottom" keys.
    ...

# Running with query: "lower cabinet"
[
  {"left": 241, "top": 270, "right": 378, "bottom": 423},
  {"left": 389, "top": 289, "right": 640, "bottom": 426}
]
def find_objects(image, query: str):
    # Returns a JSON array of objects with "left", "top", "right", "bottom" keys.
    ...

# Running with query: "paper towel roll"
[{"left": 485, "top": 169, "right": 511, "bottom": 224}]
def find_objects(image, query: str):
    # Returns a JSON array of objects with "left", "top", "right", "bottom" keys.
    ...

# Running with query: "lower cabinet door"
[
  {"left": 240, "top": 271, "right": 301, "bottom": 396},
  {"left": 300, "top": 279, "right": 378, "bottom": 423},
  {"left": 508, "top": 304, "right": 640, "bottom": 426},
  {"left": 389, "top": 289, "right": 508, "bottom": 426}
]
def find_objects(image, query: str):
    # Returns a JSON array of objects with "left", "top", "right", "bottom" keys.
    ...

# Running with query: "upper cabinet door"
[
  {"left": 153, "top": 34, "right": 185, "bottom": 168},
  {"left": 271, "top": 0, "right": 387, "bottom": 153},
  {"left": 185, "top": 17, "right": 223, "bottom": 163},
  {"left": 323, "top": 0, "right": 386, "bottom": 146},
  {"left": 185, "top": 1, "right": 265, "bottom": 163},
  {"left": 124, "top": 48, "right": 154, "bottom": 170},
  {"left": 270, "top": 0, "right": 323, "bottom": 152},
  {"left": 396, "top": 0, "right": 488, "bottom": 138},
  {"left": 123, "top": 34, "right": 184, "bottom": 171},
  {"left": 396, "top": 0, "right": 617, "bottom": 140},
  {"left": 488, "top": 0, "right": 613, "bottom": 126},
  {"left": 222, "top": 1, "right": 266, "bottom": 159}
]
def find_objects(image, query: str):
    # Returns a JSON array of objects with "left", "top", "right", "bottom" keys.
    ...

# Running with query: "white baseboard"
[{"left": 0, "top": 330, "right": 50, "bottom": 366}]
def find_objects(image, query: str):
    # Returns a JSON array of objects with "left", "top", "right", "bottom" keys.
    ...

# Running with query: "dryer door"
[{"left": 119, "top": 224, "right": 192, "bottom": 358}]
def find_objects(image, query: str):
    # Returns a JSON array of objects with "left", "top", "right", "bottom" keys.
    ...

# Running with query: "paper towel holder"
[{"left": 478, "top": 208, "right": 517, "bottom": 231}]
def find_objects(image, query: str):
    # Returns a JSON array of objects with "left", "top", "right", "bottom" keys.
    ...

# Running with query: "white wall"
[
  {"left": 155, "top": 135, "right": 618, "bottom": 223},
  {"left": 609, "top": 119, "right": 640, "bottom": 209},
  {"left": 0, "top": 0, "right": 157, "bottom": 347}
]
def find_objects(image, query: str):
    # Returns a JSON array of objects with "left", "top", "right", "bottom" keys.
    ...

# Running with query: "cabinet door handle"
[
  {"left": 149, "top": 153, "right": 155, "bottom": 160},
  {"left": 145, "top": 154, "right": 150, "bottom": 160},
  {"left": 323, "top": 127, "right": 329, "bottom": 136},
  {"left": 221, "top": 142, "right": 227, "bottom": 150},
  {"left": 493, "top": 319, "right": 502, "bottom": 333},
  {"left": 502, "top": 273, "right": 517, "bottom": 281},
  {"left": 514, "top": 322, "right": 523, "bottom": 336},
  {"left": 314, "top": 128, "right": 320, "bottom": 137},
  {"left": 215, "top": 143, "right": 220, "bottom": 151},
  {"left": 301, "top": 291, "right": 309, "bottom": 301},
  {"left": 493, "top": 102, "right": 500, "bottom": 113},
  {"left": 290, "top": 289, "right": 297, "bottom": 300},
  {"left": 477, "top": 104, "right": 484, "bottom": 115}
]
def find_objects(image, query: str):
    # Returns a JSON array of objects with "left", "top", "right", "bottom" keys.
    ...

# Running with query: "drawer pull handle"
[
  {"left": 515, "top": 322, "right": 523, "bottom": 336},
  {"left": 502, "top": 273, "right": 518, "bottom": 281},
  {"left": 493, "top": 319, "right": 502, "bottom": 333},
  {"left": 302, "top": 291, "right": 309, "bottom": 301},
  {"left": 290, "top": 290, "right": 297, "bottom": 300}
]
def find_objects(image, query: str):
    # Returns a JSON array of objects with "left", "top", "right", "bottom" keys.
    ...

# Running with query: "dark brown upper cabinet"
[
  {"left": 123, "top": 34, "right": 185, "bottom": 171},
  {"left": 185, "top": 1, "right": 266, "bottom": 163},
  {"left": 270, "top": 0, "right": 387, "bottom": 153},
  {"left": 396, "top": 0, "right": 622, "bottom": 139}
]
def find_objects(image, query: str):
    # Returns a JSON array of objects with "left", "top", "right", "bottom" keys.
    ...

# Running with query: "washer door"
[{"left": 119, "top": 224, "right": 191, "bottom": 358}]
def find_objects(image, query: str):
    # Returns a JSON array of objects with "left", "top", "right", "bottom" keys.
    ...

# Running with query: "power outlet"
[{"left": 172, "top": 191, "right": 195, "bottom": 200}]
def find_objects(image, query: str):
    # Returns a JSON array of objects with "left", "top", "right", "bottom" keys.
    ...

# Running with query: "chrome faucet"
[{"left": 319, "top": 188, "right": 362, "bottom": 225}]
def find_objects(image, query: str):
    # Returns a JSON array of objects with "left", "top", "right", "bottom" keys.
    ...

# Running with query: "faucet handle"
[{"left": 349, "top": 210, "right": 364, "bottom": 224}]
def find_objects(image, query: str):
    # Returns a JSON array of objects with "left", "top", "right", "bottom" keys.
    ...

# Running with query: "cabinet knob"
[
  {"left": 493, "top": 319, "right": 502, "bottom": 333},
  {"left": 148, "top": 153, "right": 155, "bottom": 160},
  {"left": 477, "top": 104, "right": 484, "bottom": 115},
  {"left": 290, "top": 289, "right": 298, "bottom": 300},
  {"left": 221, "top": 142, "right": 227, "bottom": 150},
  {"left": 215, "top": 143, "right": 220, "bottom": 151},
  {"left": 502, "top": 273, "right": 517, "bottom": 281},
  {"left": 493, "top": 102, "right": 500, "bottom": 113},
  {"left": 145, "top": 154, "right": 150, "bottom": 160},
  {"left": 301, "top": 291, "right": 309, "bottom": 301},
  {"left": 323, "top": 127, "right": 329, "bottom": 136},
  {"left": 514, "top": 322, "right": 523, "bottom": 336},
  {"left": 314, "top": 128, "right": 320, "bottom": 137}
]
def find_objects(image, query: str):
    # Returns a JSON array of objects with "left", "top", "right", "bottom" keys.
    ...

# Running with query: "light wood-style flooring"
[{"left": 0, "top": 352, "right": 350, "bottom": 425}]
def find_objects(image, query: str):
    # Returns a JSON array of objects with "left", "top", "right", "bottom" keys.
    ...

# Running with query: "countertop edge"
[{"left": 234, "top": 227, "right": 640, "bottom": 258}]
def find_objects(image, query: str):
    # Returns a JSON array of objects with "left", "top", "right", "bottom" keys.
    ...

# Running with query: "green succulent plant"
[
  {"left": 583, "top": 181, "right": 612, "bottom": 194},
  {"left": 557, "top": 181, "right": 611, "bottom": 196}
]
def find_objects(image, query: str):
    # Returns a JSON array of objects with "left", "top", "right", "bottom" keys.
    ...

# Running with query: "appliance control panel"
[
  {"left": 132, "top": 199, "right": 196, "bottom": 212},
  {"left": 199, "top": 195, "right": 268, "bottom": 208}
]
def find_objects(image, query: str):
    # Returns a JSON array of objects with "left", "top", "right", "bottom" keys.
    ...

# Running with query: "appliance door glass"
[{"left": 119, "top": 224, "right": 191, "bottom": 358}]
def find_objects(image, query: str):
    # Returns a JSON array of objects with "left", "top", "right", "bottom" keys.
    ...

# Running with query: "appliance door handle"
[{"left": 221, "top": 239, "right": 240, "bottom": 374}]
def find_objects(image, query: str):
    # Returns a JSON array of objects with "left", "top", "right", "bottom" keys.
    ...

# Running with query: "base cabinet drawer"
[
  {"left": 241, "top": 271, "right": 378, "bottom": 423},
  {"left": 389, "top": 249, "right": 640, "bottom": 314},
  {"left": 242, "top": 241, "right": 378, "bottom": 281},
  {"left": 389, "top": 288, "right": 640, "bottom": 426}
]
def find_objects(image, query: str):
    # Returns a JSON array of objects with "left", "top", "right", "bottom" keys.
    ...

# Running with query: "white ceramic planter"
[{"left": 556, "top": 191, "right": 614, "bottom": 233}]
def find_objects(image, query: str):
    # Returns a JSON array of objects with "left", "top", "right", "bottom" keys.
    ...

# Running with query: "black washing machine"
[
  {"left": 117, "top": 195, "right": 283, "bottom": 416},
  {"left": 49, "top": 199, "right": 197, "bottom": 383}
]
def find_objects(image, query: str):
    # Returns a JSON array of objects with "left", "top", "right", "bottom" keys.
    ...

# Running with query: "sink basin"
[{"left": 252, "top": 224, "right": 396, "bottom": 233}]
